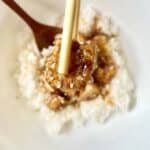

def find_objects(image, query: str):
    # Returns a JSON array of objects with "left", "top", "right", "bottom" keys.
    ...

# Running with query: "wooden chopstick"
[
  {"left": 58, "top": 0, "right": 77, "bottom": 74},
  {"left": 73, "top": 0, "right": 80, "bottom": 40}
]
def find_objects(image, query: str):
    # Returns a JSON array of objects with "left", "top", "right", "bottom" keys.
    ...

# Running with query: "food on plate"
[{"left": 17, "top": 8, "right": 135, "bottom": 134}]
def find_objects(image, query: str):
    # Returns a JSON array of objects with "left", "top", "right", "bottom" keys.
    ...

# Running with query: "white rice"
[{"left": 17, "top": 8, "right": 135, "bottom": 135}]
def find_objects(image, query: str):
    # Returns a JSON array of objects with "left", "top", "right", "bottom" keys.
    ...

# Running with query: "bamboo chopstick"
[
  {"left": 73, "top": 0, "right": 80, "bottom": 40},
  {"left": 58, "top": 0, "right": 76, "bottom": 74}
]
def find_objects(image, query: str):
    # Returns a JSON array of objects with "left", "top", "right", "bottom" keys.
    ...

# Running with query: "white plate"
[{"left": 0, "top": 0, "right": 150, "bottom": 150}]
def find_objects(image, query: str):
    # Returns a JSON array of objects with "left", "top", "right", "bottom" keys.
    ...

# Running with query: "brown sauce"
[{"left": 39, "top": 33, "right": 117, "bottom": 111}]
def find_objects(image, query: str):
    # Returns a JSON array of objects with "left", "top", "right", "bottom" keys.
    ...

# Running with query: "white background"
[{"left": 0, "top": 0, "right": 150, "bottom": 150}]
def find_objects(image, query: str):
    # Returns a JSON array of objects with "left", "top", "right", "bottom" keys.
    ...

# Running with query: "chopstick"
[
  {"left": 73, "top": 0, "right": 80, "bottom": 40},
  {"left": 58, "top": 0, "right": 80, "bottom": 74}
]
